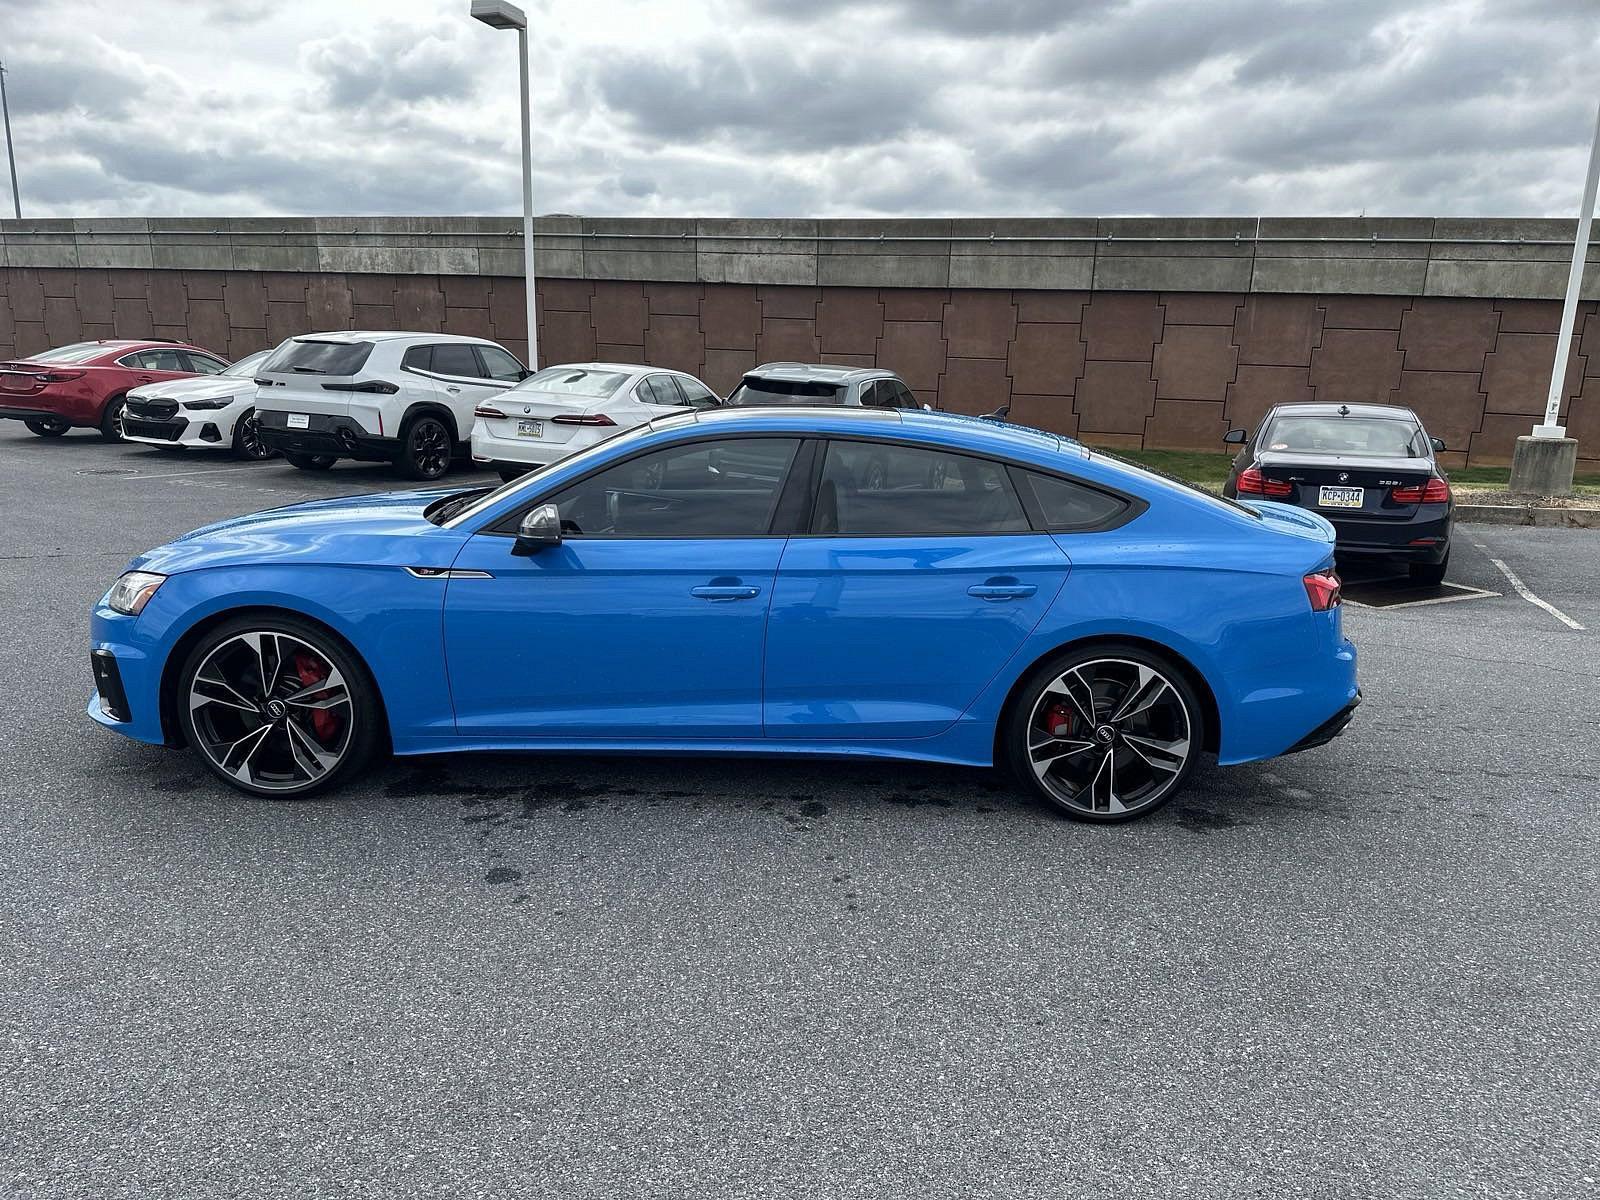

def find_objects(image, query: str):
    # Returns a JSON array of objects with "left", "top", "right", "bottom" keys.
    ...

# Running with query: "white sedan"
[
  {"left": 470, "top": 362, "right": 721, "bottom": 481},
  {"left": 121, "top": 349, "right": 277, "bottom": 459}
]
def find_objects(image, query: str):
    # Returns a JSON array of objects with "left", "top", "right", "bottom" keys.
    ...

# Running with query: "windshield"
[
  {"left": 726, "top": 378, "right": 846, "bottom": 406},
  {"left": 264, "top": 339, "right": 373, "bottom": 376},
  {"left": 514, "top": 366, "right": 629, "bottom": 398},
  {"left": 223, "top": 350, "right": 271, "bottom": 378},
  {"left": 433, "top": 420, "right": 662, "bottom": 528},
  {"left": 1264, "top": 415, "right": 1423, "bottom": 457},
  {"left": 23, "top": 343, "right": 112, "bottom": 364}
]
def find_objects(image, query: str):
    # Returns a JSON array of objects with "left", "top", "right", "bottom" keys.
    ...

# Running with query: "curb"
[{"left": 1456, "top": 503, "right": 1600, "bottom": 528}]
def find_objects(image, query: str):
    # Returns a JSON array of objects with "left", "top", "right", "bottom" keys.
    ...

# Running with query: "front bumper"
[
  {"left": 87, "top": 607, "right": 169, "bottom": 746},
  {"left": 257, "top": 411, "right": 399, "bottom": 462}
]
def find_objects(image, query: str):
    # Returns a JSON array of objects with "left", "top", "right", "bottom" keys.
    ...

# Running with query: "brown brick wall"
[{"left": 3, "top": 267, "right": 1595, "bottom": 468}]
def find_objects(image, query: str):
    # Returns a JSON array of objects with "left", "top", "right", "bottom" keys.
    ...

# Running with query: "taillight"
[
  {"left": 1237, "top": 467, "right": 1292, "bottom": 497},
  {"left": 474, "top": 405, "right": 508, "bottom": 419},
  {"left": 321, "top": 380, "right": 399, "bottom": 394},
  {"left": 1303, "top": 568, "right": 1342, "bottom": 611},
  {"left": 38, "top": 370, "right": 85, "bottom": 383},
  {"left": 551, "top": 413, "right": 616, "bottom": 426},
  {"left": 1391, "top": 477, "right": 1451, "bottom": 504}
]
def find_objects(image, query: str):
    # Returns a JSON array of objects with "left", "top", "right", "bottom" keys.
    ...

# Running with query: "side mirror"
[
  {"left": 512, "top": 503, "right": 561, "bottom": 555},
  {"left": 1223, "top": 428, "right": 1247, "bottom": 445},
  {"left": 1431, "top": 436, "right": 1447, "bottom": 453}
]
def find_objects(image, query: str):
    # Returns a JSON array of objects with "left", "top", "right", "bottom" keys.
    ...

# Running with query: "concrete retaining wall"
[{"left": 3, "top": 217, "right": 1598, "bottom": 468}]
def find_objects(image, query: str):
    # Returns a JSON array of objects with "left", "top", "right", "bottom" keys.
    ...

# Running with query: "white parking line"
[
  {"left": 1469, "top": 537, "right": 1586, "bottom": 631},
  {"left": 1343, "top": 585, "right": 1501, "bottom": 611}
]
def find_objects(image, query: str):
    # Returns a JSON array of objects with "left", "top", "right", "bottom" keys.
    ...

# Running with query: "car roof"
[
  {"left": 539, "top": 361, "right": 695, "bottom": 377},
  {"left": 291, "top": 331, "right": 497, "bottom": 345},
  {"left": 1268, "top": 402, "right": 1420, "bottom": 422},
  {"left": 647, "top": 404, "right": 1072, "bottom": 459},
  {"left": 741, "top": 362, "right": 900, "bottom": 384}
]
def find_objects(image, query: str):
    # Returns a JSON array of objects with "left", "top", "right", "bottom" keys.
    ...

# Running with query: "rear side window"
[
  {"left": 816, "top": 441, "right": 1030, "bottom": 536},
  {"left": 726, "top": 377, "right": 846, "bottom": 406},
  {"left": 1020, "top": 471, "right": 1130, "bottom": 531},
  {"left": 402, "top": 345, "right": 432, "bottom": 371},
  {"left": 430, "top": 344, "right": 483, "bottom": 378},
  {"left": 128, "top": 349, "right": 186, "bottom": 370},
  {"left": 266, "top": 339, "right": 374, "bottom": 376}
]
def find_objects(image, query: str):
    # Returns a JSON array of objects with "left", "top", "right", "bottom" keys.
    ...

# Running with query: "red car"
[{"left": 0, "top": 340, "right": 233, "bottom": 441}]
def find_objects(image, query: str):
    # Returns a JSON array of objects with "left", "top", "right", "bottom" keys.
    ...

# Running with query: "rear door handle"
[
  {"left": 446, "top": 385, "right": 461, "bottom": 394},
  {"left": 691, "top": 585, "right": 761, "bottom": 601},
  {"left": 968, "top": 582, "right": 1037, "bottom": 601}
]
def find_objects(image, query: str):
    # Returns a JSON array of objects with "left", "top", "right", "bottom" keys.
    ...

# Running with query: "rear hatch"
[
  {"left": 1254, "top": 451, "right": 1437, "bottom": 520},
  {"left": 254, "top": 337, "right": 377, "bottom": 425}
]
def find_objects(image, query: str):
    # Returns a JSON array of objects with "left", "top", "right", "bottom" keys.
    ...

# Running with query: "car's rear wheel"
[
  {"left": 1409, "top": 553, "right": 1448, "bottom": 586},
  {"left": 99, "top": 396, "right": 128, "bottom": 442},
  {"left": 24, "top": 416, "right": 70, "bottom": 437},
  {"left": 177, "top": 615, "right": 381, "bottom": 798},
  {"left": 231, "top": 407, "right": 276, "bottom": 460},
  {"left": 398, "top": 415, "right": 452, "bottom": 481},
  {"left": 1006, "top": 644, "right": 1203, "bottom": 823},
  {"left": 283, "top": 451, "right": 336, "bottom": 471}
]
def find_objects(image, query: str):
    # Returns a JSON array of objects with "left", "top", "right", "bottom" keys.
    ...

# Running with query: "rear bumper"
[
  {"left": 0, "top": 404, "right": 84, "bottom": 426},
  {"left": 1321, "top": 507, "right": 1452, "bottom": 563},
  {"left": 1285, "top": 690, "right": 1361, "bottom": 754},
  {"left": 258, "top": 412, "right": 399, "bottom": 462}
]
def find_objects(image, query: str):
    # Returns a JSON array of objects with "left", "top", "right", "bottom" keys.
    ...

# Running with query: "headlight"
[
  {"left": 107, "top": 571, "right": 166, "bottom": 615},
  {"left": 182, "top": 398, "right": 231, "bottom": 410}
]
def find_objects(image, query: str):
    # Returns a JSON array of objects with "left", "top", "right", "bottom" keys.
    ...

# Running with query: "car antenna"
[
  {"left": 1337, "top": 404, "right": 1350, "bottom": 416},
  {"left": 980, "top": 404, "right": 1011, "bottom": 421}
]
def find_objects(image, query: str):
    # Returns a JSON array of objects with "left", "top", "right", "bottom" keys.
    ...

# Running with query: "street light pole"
[
  {"left": 470, "top": 0, "right": 538, "bottom": 370},
  {"left": 1508, "top": 96, "right": 1597, "bottom": 495},
  {"left": 0, "top": 62, "right": 21, "bottom": 219}
]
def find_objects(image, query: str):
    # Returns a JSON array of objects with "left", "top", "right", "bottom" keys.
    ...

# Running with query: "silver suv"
[
  {"left": 254, "top": 331, "right": 529, "bottom": 480},
  {"left": 725, "top": 363, "right": 924, "bottom": 409}
]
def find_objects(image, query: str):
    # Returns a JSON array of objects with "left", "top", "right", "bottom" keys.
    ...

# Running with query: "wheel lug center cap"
[
  {"left": 1094, "top": 724, "right": 1116, "bottom": 745},
  {"left": 265, "top": 699, "right": 287, "bottom": 720}
]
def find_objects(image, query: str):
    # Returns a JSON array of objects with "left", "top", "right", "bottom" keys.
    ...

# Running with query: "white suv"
[{"left": 254, "top": 332, "right": 529, "bottom": 480}]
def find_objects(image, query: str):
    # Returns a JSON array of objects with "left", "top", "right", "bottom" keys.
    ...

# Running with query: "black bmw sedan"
[{"left": 1220, "top": 402, "right": 1453, "bottom": 584}]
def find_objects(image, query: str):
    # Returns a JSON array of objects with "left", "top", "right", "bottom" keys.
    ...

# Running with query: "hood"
[
  {"left": 127, "top": 375, "right": 251, "bottom": 402},
  {"left": 129, "top": 488, "right": 468, "bottom": 575}
]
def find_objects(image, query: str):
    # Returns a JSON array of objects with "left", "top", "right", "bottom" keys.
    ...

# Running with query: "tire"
[
  {"left": 1004, "top": 642, "right": 1205, "bottom": 823},
  {"left": 99, "top": 395, "right": 128, "bottom": 442},
  {"left": 397, "top": 414, "right": 453, "bottom": 481},
  {"left": 1409, "top": 553, "right": 1448, "bottom": 586},
  {"left": 24, "top": 416, "right": 69, "bottom": 437},
  {"left": 284, "top": 451, "right": 337, "bottom": 471},
  {"left": 231, "top": 407, "right": 277, "bottom": 461},
  {"left": 176, "top": 613, "right": 382, "bottom": 799}
]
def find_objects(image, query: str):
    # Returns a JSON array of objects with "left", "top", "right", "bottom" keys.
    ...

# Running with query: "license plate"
[
  {"left": 286, "top": 413, "right": 309, "bottom": 429},
  {"left": 517, "top": 419, "right": 544, "bottom": 439},
  {"left": 1, "top": 374, "right": 28, "bottom": 391},
  {"left": 1318, "top": 485, "right": 1364, "bottom": 509}
]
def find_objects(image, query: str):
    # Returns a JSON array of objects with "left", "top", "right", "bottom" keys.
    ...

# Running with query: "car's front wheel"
[
  {"left": 1006, "top": 644, "right": 1204, "bottom": 823},
  {"left": 398, "top": 415, "right": 453, "bottom": 481},
  {"left": 283, "top": 451, "right": 337, "bottom": 471},
  {"left": 177, "top": 615, "right": 382, "bottom": 798},
  {"left": 25, "top": 416, "right": 70, "bottom": 437},
  {"left": 231, "top": 408, "right": 277, "bottom": 461},
  {"left": 99, "top": 396, "right": 128, "bottom": 442}
]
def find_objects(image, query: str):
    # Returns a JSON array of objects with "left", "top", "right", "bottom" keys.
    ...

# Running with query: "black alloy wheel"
[
  {"left": 100, "top": 396, "right": 128, "bottom": 442},
  {"left": 232, "top": 408, "right": 277, "bottom": 460},
  {"left": 399, "top": 416, "right": 452, "bottom": 481},
  {"left": 284, "top": 451, "right": 337, "bottom": 471}
]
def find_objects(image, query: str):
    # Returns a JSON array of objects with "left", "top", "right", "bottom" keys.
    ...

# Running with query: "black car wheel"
[
  {"left": 99, "top": 396, "right": 128, "bottom": 442},
  {"left": 284, "top": 451, "right": 337, "bottom": 471},
  {"left": 1410, "top": 553, "right": 1449, "bottom": 586},
  {"left": 24, "top": 416, "right": 70, "bottom": 437},
  {"left": 398, "top": 415, "right": 452, "bottom": 481},
  {"left": 231, "top": 408, "right": 277, "bottom": 461},
  {"left": 177, "top": 615, "right": 381, "bottom": 798},
  {"left": 1007, "top": 644, "right": 1204, "bottom": 823}
]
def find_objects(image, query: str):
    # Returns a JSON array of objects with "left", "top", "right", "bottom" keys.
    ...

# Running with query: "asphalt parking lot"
[{"left": 2, "top": 426, "right": 1597, "bottom": 1200}]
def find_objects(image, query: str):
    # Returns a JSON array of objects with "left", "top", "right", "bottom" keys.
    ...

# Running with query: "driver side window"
[{"left": 544, "top": 437, "right": 800, "bottom": 538}]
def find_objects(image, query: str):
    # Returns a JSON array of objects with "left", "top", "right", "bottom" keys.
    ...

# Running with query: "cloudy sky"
[{"left": 2, "top": 0, "right": 1596, "bottom": 218}]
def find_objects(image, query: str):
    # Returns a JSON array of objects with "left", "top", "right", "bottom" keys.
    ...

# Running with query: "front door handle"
[
  {"left": 968, "top": 582, "right": 1037, "bottom": 601},
  {"left": 691, "top": 584, "right": 761, "bottom": 601}
]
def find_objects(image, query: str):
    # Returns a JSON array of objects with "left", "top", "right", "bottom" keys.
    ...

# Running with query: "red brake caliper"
[
  {"left": 1045, "top": 702, "right": 1076, "bottom": 739},
  {"left": 292, "top": 652, "right": 340, "bottom": 741}
]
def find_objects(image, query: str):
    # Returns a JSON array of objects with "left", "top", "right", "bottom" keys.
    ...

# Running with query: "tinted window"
[
  {"left": 816, "top": 442, "right": 1029, "bottom": 536},
  {"left": 266, "top": 339, "right": 374, "bottom": 376},
  {"left": 477, "top": 345, "right": 526, "bottom": 382},
  {"left": 638, "top": 375, "right": 686, "bottom": 406},
  {"left": 25, "top": 342, "right": 109, "bottom": 364},
  {"left": 726, "top": 377, "right": 846, "bottom": 406},
  {"left": 859, "top": 381, "right": 885, "bottom": 408},
  {"left": 517, "top": 366, "right": 628, "bottom": 398},
  {"left": 402, "top": 345, "right": 432, "bottom": 371},
  {"left": 1022, "top": 471, "right": 1129, "bottom": 530},
  {"left": 185, "top": 352, "right": 231, "bottom": 375},
  {"left": 677, "top": 378, "right": 721, "bottom": 410},
  {"left": 431, "top": 344, "right": 483, "bottom": 378},
  {"left": 890, "top": 382, "right": 920, "bottom": 409},
  {"left": 546, "top": 438, "right": 800, "bottom": 537},
  {"left": 1264, "top": 414, "right": 1423, "bottom": 457}
]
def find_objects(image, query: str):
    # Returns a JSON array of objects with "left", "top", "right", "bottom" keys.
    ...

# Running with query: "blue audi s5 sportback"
[{"left": 89, "top": 407, "right": 1359, "bottom": 822}]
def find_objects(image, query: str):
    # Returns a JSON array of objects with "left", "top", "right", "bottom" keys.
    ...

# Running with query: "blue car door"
[
  {"left": 442, "top": 436, "right": 803, "bottom": 739},
  {"left": 763, "top": 439, "right": 1070, "bottom": 739}
]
